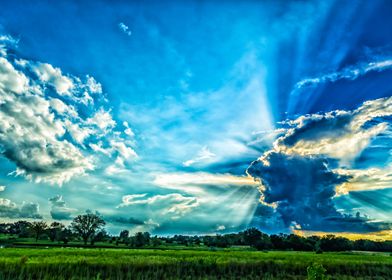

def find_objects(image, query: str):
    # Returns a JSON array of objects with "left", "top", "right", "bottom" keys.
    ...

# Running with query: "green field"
[{"left": 0, "top": 248, "right": 391, "bottom": 280}]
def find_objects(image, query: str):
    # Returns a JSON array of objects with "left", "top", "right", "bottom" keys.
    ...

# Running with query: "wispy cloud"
[
  {"left": 183, "top": 146, "right": 216, "bottom": 167},
  {"left": 294, "top": 59, "right": 392, "bottom": 90},
  {"left": 153, "top": 172, "right": 258, "bottom": 195},
  {"left": 335, "top": 166, "right": 392, "bottom": 195}
]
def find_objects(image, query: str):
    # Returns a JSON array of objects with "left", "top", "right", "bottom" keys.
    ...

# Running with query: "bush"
[
  {"left": 307, "top": 263, "right": 328, "bottom": 280},
  {"left": 316, "top": 248, "right": 323, "bottom": 254}
]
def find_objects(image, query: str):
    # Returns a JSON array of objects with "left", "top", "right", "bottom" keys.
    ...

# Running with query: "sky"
[{"left": 0, "top": 0, "right": 391, "bottom": 238}]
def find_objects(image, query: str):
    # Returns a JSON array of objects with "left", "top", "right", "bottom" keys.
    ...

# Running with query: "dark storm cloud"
[
  {"left": 279, "top": 112, "right": 353, "bottom": 147},
  {"left": 0, "top": 199, "right": 42, "bottom": 219},
  {"left": 107, "top": 216, "right": 145, "bottom": 226},
  {"left": 247, "top": 152, "right": 391, "bottom": 232}
]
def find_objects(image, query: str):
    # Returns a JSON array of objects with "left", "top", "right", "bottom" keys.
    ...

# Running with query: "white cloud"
[
  {"left": 86, "top": 75, "right": 102, "bottom": 94},
  {"left": 335, "top": 166, "right": 392, "bottom": 195},
  {"left": 153, "top": 172, "right": 259, "bottom": 194},
  {"left": 216, "top": 225, "right": 226, "bottom": 231},
  {"left": 32, "top": 62, "right": 75, "bottom": 96},
  {"left": 0, "top": 186, "right": 5, "bottom": 192},
  {"left": 0, "top": 57, "right": 29, "bottom": 94},
  {"left": 49, "top": 98, "right": 78, "bottom": 118},
  {"left": 183, "top": 146, "right": 216, "bottom": 167},
  {"left": 123, "top": 121, "right": 135, "bottom": 137},
  {"left": 89, "top": 141, "right": 112, "bottom": 156},
  {"left": 86, "top": 108, "right": 116, "bottom": 133},
  {"left": 63, "top": 120, "right": 91, "bottom": 145},
  {"left": 0, "top": 35, "right": 19, "bottom": 56},
  {"left": 115, "top": 172, "right": 259, "bottom": 233},
  {"left": 0, "top": 37, "right": 137, "bottom": 185},
  {"left": 294, "top": 58, "right": 392, "bottom": 90},
  {"left": 0, "top": 57, "right": 93, "bottom": 184},
  {"left": 118, "top": 22, "right": 132, "bottom": 36},
  {"left": 275, "top": 96, "right": 392, "bottom": 163},
  {"left": 104, "top": 157, "right": 128, "bottom": 175},
  {"left": 119, "top": 193, "right": 199, "bottom": 220},
  {"left": 110, "top": 140, "right": 137, "bottom": 160}
]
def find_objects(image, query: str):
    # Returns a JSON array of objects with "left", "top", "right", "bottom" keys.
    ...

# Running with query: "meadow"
[{"left": 0, "top": 248, "right": 391, "bottom": 280}]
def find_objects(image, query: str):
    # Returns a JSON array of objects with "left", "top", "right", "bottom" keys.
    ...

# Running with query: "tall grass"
[{"left": 0, "top": 248, "right": 391, "bottom": 279}]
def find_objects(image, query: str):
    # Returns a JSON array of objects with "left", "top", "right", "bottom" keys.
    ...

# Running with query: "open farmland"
[{"left": 0, "top": 248, "right": 391, "bottom": 279}]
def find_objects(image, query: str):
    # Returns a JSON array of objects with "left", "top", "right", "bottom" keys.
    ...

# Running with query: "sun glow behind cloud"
[{"left": 0, "top": 0, "right": 390, "bottom": 236}]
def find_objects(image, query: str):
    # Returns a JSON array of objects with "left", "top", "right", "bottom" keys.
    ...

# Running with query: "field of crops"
[{"left": 0, "top": 248, "right": 391, "bottom": 279}]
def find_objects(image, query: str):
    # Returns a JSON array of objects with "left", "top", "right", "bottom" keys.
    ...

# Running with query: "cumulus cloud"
[
  {"left": 275, "top": 96, "right": 392, "bottom": 163},
  {"left": 49, "top": 195, "right": 76, "bottom": 220},
  {"left": 32, "top": 62, "right": 75, "bottom": 96},
  {"left": 85, "top": 75, "right": 102, "bottom": 94},
  {"left": 0, "top": 186, "right": 5, "bottom": 192},
  {"left": 0, "top": 37, "right": 137, "bottom": 185},
  {"left": 86, "top": 108, "right": 116, "bottom": 133},
  {"left": 118, "top": 22, "right": 132, "bottom": 36},
  {"left": 0, "top": 198, "right": 42, "bottom": 219},
  {"left": 247, "top": 97, "right": 392, "bottom": 233},
  {"left": 247, "top": 152, "right": 390, "bottom": 232},
  {"left": 0, "top": 34, "right": 19, "bottom": 56}
]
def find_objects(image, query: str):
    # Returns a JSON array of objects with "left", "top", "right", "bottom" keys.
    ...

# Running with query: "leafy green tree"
[
  {"left": 131, "top": 232, "right": 151, "bottom": 247},
  {"left": 48, "top": 222, "right": 64, "bottom": 242},
  {"left": 59, "top": 228, "right": 72, "bottom": 244},
  {"left": 151, "top": 236, "right": 162, "bottom": 247},
  {"left": 9, "top": 221, "right": 31, "bottom": 237},
  {"left": 71, "top": 213, "right": 105, "bottom": 245},
  {"left": 91, "top": 230, "right": 109, "bottom": 245},
  {"left": 119, "top": 230, "right": 129, "bottom": 242},
  {"left": 30, "top": 221, "right": 48, "bottom": 241},
  {"left": 242, "top": 228, "right": 263, "bottom": 245}
]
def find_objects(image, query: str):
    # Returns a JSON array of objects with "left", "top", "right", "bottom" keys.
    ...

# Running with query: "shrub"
[{"left": 307, "top": 263, "right": 328, "bottom": 280}]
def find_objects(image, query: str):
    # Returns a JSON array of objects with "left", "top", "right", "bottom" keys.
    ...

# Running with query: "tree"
[
  {"left": 319, "top": 235, "right": 352, "bottom": 252},
  {"left": 9, "top": 221, "right": 31, "bottom": 237},
  {"left": 30, "top": 221, "right": 48, "bottom": 241},
  {"left": 131, "top": 232, "right": 150, "bottom": 247},
  {"left": 48, "top": 222, "right": 64, "bottom": 242},
  {"left": 59, "top": 228, "right": 72, "bottom": 244},
  {"left": 242, "top": 228, "right": 264, "bottom": 247},
  {"left": 119, "top": 230, "right": 129, "bottom": 240},
  {"left": 151, "top": 236, "right": 162, "bottom": 247},
  {"left": 91, "top": 230, "right": 109, "bottom": 245},
  {"left": 71, "top": 213, "right": 105, "bottom": 245}
]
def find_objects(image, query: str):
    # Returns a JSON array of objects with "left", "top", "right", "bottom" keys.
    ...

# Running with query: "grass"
[{"left": 0, "top": 248, "right": 391, "bottom": 279}]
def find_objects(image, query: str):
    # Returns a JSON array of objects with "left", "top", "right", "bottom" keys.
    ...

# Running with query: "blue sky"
[{"left": 0, "top": 0, "right": 391, "bottom": 236}]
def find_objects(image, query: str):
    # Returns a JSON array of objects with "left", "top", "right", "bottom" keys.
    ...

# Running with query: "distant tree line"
[{"left": 0, "top": 213, "right": 391, "bottom": 252}]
